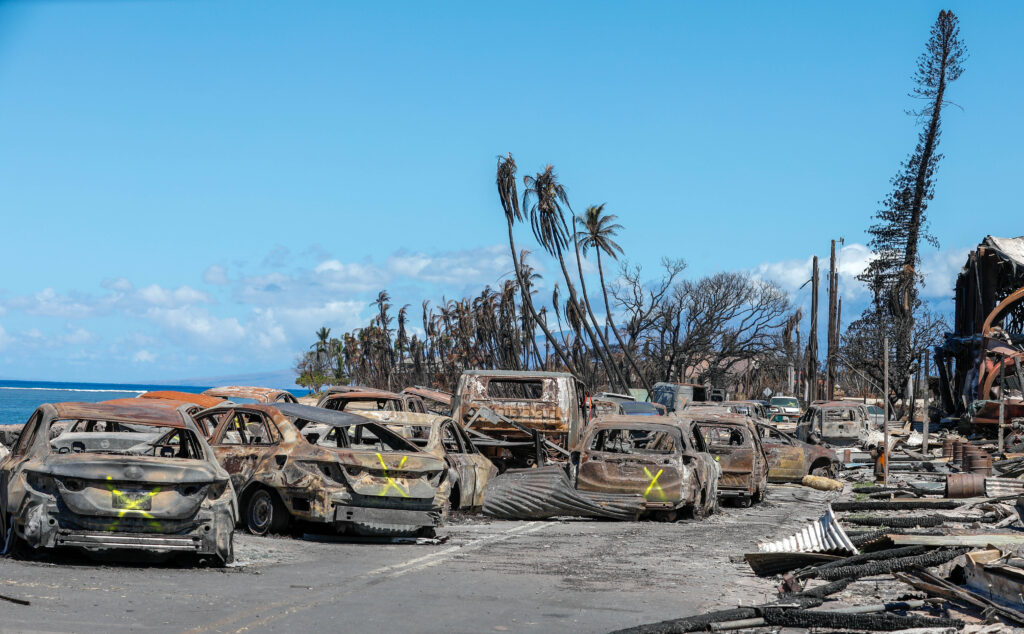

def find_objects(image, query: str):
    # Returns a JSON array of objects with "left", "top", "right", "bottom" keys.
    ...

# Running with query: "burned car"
[
  {"left": 693, "top": 413, "right": 769, "bottom": 507},
  {"left": 357, "top": 411, "right": 497, "bottom": 511},
  {"left": 451, "top": 370, "right": 588, "bottom": 469},
  {"left": 195, "top": 403, "right": 448, "bottom": 537},
  {"left": 317, "top": 389, "right": 427, "bottom": 414},
  {"left": 572, "top": 416, "right": 719, "bottom": 520},
  {"left": 401, "top": 387, "right": 453, "bottom": 416},
  {"left": 202, "top": 386, "right": 298, "bottom": 404},
  {"left": 0, "top": 402, "right": 236, "bottom": 563},
  {"left": 795, "top": 401, "right": 870, "bottom": 447},
  {"left": 756, "top": 423, "right": 839, "bottom": 482}
]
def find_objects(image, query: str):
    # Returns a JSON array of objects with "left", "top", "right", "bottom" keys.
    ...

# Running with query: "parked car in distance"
[
  {"left": 692, "top": 414, "right": 769, "bottom": 507},
  {"left": 650, "top": 382, "right": 709, "bottom": 413},
  {"left": 795, "top": 402, "right": 870, "bottom": 447},
  {"left": 755, "top": 423, "right": 839, "bottom": 482},
  {"left": 356, "top": 410, "right": 497, "bottom": 512},
  {"left": 1, "top": 401, "right": 236, "bottom": 564},
  {"left": 571, "top": 415, "right": 719, "bottom": 520},
  {"left": 619, "top": 401, "right": 664, "bottom": 416},
  {"left": 194, "top": 402, "right": 448, "bottom": 537},
  {"left": 317, "top": 389, "right": 427, "bottom": 414},
  {"left": 864, "top": 404, "right": 885, "bottom": 426},
  {"left": 202, "top": 386, "right": 298, "bottom": 404},
  {"left": 769, "top": 396, "right": 801, "bottom": 417},
  {"left": 138, "top": 391, "right": 227, "bottom": 410}
]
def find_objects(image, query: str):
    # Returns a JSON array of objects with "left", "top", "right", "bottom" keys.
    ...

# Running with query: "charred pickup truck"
[
  {"left": 451, "top": 370, "right": 588, "bottom": 470},
  {"left": 572, "top": 416, "right": 719, "bottom": 520},
  {"left": 0, "top": 402, "right": 236, "bottom": 564},
  {"left": 194, "top": 403, "right": 448, "bottom": 537}
]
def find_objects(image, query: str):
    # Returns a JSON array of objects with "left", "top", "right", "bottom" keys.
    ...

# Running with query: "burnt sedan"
[
  {"left": 693, "top": 413, "right": 769, "bottom": 507},
  {"left": 194, "top": 403, "right": 449, "bottom": 537},
  {"left": 0, "top": 402, "right": 236, "bottom": 564},
  {"left": 571, "top": 416, "right": 719, "bottom": 520},
  {"left": 756, "top": 423, "right": 839, "bottom": 482},
  {"left": 356, "top": 410, "right": 497, "bottom": 512}
]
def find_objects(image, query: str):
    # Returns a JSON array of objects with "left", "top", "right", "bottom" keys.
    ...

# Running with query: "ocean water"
[{"left": 0, "top": 380, "right": 305, "bottom": 425}]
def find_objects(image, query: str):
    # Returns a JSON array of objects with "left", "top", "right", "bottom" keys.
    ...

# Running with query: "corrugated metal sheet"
[
  {"left": 482, "top": 466, "right": 645, "bottom": 520},
  {"left": 985, "top": 477, "right": 1024, "bottom": 498},
  {"left": 757, "top": 508, "right": 857, "bottom": 555}
]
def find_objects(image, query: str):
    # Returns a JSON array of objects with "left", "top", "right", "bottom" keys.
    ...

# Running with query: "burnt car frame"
[
  {"left": 755, "top": 423, "right": 838, "bottom": 482},
  {"left": 356, "top": 410, "right": 497, "bottom": 511},
  {"left": 451, "top": 370, "right": 588, "bottom": 469},
  {"left": 571, "top": 415, "right": 719, "bottom": 520},
  {"left": 692, "top": 413, "right": 769, "bottom": 507},
  {"left": 400, "top": 387, "right": 453, "bottom": 416},
  {"left": 795, "top": 401, "right": 870, "bottom": 447},
  {"left": 194, "top": 402, "right": 449, "bottom": 537},
  {"left": 317, "top": 389, "right": 428, "bottom": 414},
  {"left": 202, "top": 386, "right": 298, "bottom": 404},
  {"left": 0, "top": 402, "right": 236, "bottom": 563}
]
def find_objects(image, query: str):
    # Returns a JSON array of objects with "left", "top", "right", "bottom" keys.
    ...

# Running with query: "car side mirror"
[{"left": 570, "top": 450, "right": 581, "bottom": 465}]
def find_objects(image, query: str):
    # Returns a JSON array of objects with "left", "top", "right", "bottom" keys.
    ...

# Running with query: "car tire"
[
  {"left": 736, "top": 496, "right": 753, "bottom": 508},
  {"left": 246, "top": 488, "right": 289, "bottom": 536},
  {"left": 811, "top": 464, "right": 834, "bottom": 478}
]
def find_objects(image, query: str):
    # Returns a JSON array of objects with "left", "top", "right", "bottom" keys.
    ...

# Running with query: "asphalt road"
[{"left": 0, "top": 486, "right": 833, "bottom": 633}]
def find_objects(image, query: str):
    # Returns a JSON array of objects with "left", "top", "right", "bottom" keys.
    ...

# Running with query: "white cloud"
[
  {"left": 203, "top": 265, "right": 229, "bottom": 286},
  {"left": 9, "top": 288, "right": 102, "bottom": 318},
  {"left": 386, "top": 245, "right": 511, "bottom": 286},
  {"left": 136, "top": 284, "right": 212, "bottom": 308},
  {"left": 62, "top": 326, "right": 95, "bottom": 345},
  {"left": 132, "top": 349, "right": 157, "bottom": 363},
  {"left": 144, "top": 306, "right": 246, "bottom": 345}
]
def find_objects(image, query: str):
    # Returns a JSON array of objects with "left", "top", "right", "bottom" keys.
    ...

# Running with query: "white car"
[{"left": 769, "top": 396, "right": 801, "bottom": 417}]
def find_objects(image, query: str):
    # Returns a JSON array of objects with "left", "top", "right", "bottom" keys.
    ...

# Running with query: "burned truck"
[{"left": 451, "top": 370, "right": 588, "bottom": 470}]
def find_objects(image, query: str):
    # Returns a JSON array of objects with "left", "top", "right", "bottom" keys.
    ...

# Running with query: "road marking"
[{"left": 187, "top": 521, "right": 546, "bottom": 634}]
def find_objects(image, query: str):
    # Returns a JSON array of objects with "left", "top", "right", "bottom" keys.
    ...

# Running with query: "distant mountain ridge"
[{"left": 153, "top": 369, "right": 298, "bottom": 391}]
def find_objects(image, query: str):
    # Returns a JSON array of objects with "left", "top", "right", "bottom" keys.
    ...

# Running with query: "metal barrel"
[
  {"left": 945, "top": 473, "right": 985, "bottom": 498},
  {"left": 942, "top": 438, "right": 955, "bottom": 458}
]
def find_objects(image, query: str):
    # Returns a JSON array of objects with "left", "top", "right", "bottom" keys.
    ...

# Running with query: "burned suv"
[
  {"left": 572, "top": 416, "right": 719, "bottom": 520},
  {"left": 693, "top": 413, "right": 769, "bottom": 507},
  {"left": 195, "top": 403, "right": 449, "bottom": 537},
  {"left": 1, "top": 402, "right": 236, "bottom": 564}
]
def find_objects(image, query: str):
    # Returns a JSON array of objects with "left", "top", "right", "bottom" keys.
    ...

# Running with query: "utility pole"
[
  {"left": 827, "top": 240, "right": 838, "bottom": 400},
  {"left": 809, "top": 256, "right": 819, "bottom": 402},
  {"left": 883, "top": 335, "right": 889, "bottom": 486},
  {"left": 922, "top": 352, "right": 930, "bottom": 455}
]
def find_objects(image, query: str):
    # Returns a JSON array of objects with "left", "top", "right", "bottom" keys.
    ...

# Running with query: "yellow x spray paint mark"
[
  {"left": 104, "top": 476, "right": 163, "bottom": 531},
  {"left": 375, "top": 453, "right": 409, "bottom": 497},
  {"left": 643, "top": 467, "right": 665, "bottom": 500}
]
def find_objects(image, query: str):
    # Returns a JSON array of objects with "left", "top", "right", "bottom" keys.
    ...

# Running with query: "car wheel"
[
  {"left": 690, "top": 493, "right": 708, "bottom": 521},
  {"left": 754, "top": 486, "right": 766, "bottom": 503},
  {"left": 246, "top": 489, "right": 289, "bottom": 536},
  {"left": 811, "top": 464, "right": 833, "bottom": 478},
  {"left": 736, "top": 496, "right": 753, "bottom": 508}
]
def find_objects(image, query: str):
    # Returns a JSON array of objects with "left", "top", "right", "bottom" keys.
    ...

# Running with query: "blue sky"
[{"left": 0, "top": 1, "right": 1020, "bottom": 384}]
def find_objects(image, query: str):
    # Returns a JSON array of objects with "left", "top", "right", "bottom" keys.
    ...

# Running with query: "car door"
[
  {"left": 1, "top": 411, "right": 42, "bottom": 524},
  {"left": 454, "top": 424, "right": 496, "bottom": 507},
  {"left": 209, "top": 409, "right": 281, "bottom": 493},
  {"left": 438, "top": 421, "right": 475, "bottom": 509},
  {"left": 757, "top": 424, "right": 805, "bottom": 482}
]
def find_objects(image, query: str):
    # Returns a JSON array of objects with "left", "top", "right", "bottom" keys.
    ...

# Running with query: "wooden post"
[
  {"left": 922, "top": 352, "right": 930, "bottom": 455},
  {"left": 883, "top": 335, "right": 889, "bottom": 486},
  {"left": 999, "top": 360, "right": 1006, "bottom": 454}
]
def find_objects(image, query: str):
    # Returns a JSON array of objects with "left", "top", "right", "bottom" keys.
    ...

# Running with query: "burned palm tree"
[
  {"left": 497, "top": 154, "right": 577, "bottom": 375},
  {"left": 575, "top": 204, "right": 651, "bottom": 393},
  {"left": 524, "top": 164, "right": 628, "bottom": 391}
]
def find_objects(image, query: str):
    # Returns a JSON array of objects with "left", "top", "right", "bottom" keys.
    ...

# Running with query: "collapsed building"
[{"left": 937, "top": 235, "right": 1024, "bottom": 429}]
